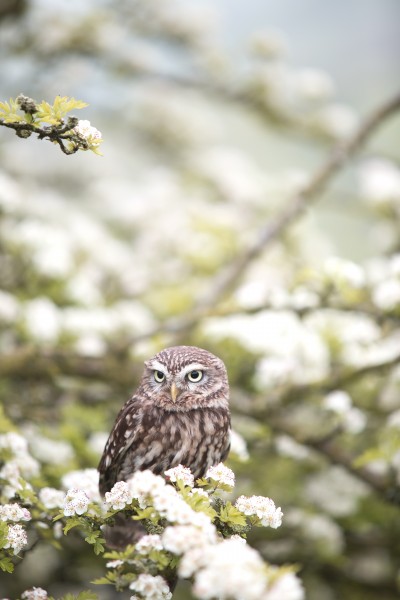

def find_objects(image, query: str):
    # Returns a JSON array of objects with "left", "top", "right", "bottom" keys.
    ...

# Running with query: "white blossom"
[
  {"left": 229, "top": 430, "right": 249, "bottom": 461},
  {"left": 0, "top": 503, "right": 31, "bottom": 522},
  {"left": 29, "top": 436, "right": 74, "bottom": 465},
  {"left": 129, "top": 574, "right": 172, "bottom": 600},
  {"left": 127, "top": 470, "right": 166, "bottom": 508},
  {"left": 165, "top": 465, "right": 194, "bottom": 487},
  {"left": 23, "top": 298, "right": 61, "bottom": 343},
  {"left": 4, "top": 523, "right": 28, "bottom": 554},
  {"left": 21, "top": 588, "right": 48, "bottom": 600},
  {"left": 135, "top": 534, "right": 163, "bottom": 554},
  {"left": 0, "top": 290, "right": 20, "bottom": 323},
  {"left": 106, "top": 559, "right": 124, "bottom": 568},
  {"left": 323, "top": 390, "right": 366, "bottom": 433},
  {"left": 63, "top": 488, "right": 90, "bottom": 516},
  {"left": 73, "top": 119, "right": 102, "bottom": 142},
  {"left": 0, "top": 432, "right": 29, "bottom": 456},
  {"left": 205, "top": 463, "right": 235, "bottom": 488},
  {"left": 104, "top": 481, "right": 133, "bottom": 511},
  {"left": 372, "top": 279, "right": 400, "bottom": 311},
  {"left": 235, "top": 495, "right": 283, "bottom": 528},
  {"left": 323, "top": 256, "right": 365, "bottom": 289},
  {"left": 305, "top": 466, "right": 369, "bottom": 516},
  {"left": 358, "top": 159, "right": 400, "bottom": 208},
  {"left": 61, "top": 469, "right": 101, "bottom": 502},
  {"left": 162, "top": 524, "right": 216, "bottom": 555},
  {"left": 192, "top": 538, "right": 268, "bottom": 600},
  {"left": 323, "top": 390, "right": 352, "bottom": 414},
  {"left": 275, "top": 435, "right": 311, "bottom": 461},
  {"left": 21, "top": 589, "right": 48, "bottom": 600},
  {"left": 264, "top": 571, "right": 304, "bottom": 600},
  {"left": 39, "top": 487, "right": 65, "bottom": 510}
]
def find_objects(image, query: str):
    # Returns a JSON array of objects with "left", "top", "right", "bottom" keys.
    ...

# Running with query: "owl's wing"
[{"left": 98, "top": 395, "right": 143, "bottom": 495}]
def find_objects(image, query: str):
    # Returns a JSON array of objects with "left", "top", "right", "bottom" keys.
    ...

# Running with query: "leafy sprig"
[{"left": 0, "top": 94, "right": 103, "bottom": 155}]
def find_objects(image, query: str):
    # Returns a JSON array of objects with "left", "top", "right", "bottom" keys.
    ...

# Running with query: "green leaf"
[
  {"left": 218, "top": 502, "right": 247, "bottom": 526},
  {"left": 0, "top": 98, "right": 25, "bottom": 123},
  {"left": 36, "top": 96, "right": 88, "bottom": 125},
  {"left": 84, "top": 531, "right": 105, "bottom": 555},
  {"left": 63, "top": 517, "right": 83, "bottom": 534},
  {"left": 0, "top": 556, "right": 14, "bottom": 573},
  {"left": 91, "top": 576, "right": 113, "bottom": 585},
  {"left": 59, "top": 592, "right": 98, "bottom": 600}
]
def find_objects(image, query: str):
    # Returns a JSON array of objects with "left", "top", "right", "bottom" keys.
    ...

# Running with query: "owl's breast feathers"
[{"left": 98, "top": 396, "right": 230, "bottom": 495}]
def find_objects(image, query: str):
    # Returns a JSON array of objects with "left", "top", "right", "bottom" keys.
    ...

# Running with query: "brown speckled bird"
[{"left": 98, "top": 345, "right": 231, "bottom": 549}]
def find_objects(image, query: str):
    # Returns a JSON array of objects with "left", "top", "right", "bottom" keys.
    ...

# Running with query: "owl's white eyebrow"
[{"left": 148, "top": 360, "right": 168, "bottom": 374}]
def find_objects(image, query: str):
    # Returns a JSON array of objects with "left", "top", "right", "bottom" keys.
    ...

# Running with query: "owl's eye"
[
  {"left": 153, "top": 370, "right": 166, "bottom": 383},
  {"left": 187, "top": 370, "right": 203, "bottom": 383}
]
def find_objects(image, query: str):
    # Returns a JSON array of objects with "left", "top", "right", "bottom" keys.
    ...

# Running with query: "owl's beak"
[{"left": 170, "top": 381, "right": 179, "bottom": 403}]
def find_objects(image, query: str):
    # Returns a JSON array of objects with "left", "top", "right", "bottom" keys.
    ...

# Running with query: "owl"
[{"left": 98, "top": 345, "right": 231, "bottom": 548}]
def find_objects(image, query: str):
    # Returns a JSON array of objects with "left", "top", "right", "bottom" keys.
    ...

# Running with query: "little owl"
[{"left": 98, "top": 345, "right": 231, "bottom": 549}]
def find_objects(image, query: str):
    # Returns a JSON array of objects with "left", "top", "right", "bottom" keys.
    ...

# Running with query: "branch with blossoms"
[
  {"left": 0, "top": 431, "right": 303, "bottom": 600},
  {"left": 0, "top": 94, "right": 103, "bottom": 155}
]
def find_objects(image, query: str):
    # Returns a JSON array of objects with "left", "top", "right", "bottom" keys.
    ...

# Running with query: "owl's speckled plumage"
[{"left": 98, "top": 345, "right": 231, "bottom": 508}]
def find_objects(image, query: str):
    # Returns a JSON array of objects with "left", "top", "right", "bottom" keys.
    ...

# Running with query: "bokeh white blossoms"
[
  {"left": 235, "top": 495, "right": 283, "bottom": 528},
  {"left": 21, "top": 587, "right": 48, "bottom": 600}
]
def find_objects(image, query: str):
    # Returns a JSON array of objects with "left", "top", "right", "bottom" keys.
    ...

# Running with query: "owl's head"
[{"left": 142, "top": 345, "right": 229, "bottom": 411}]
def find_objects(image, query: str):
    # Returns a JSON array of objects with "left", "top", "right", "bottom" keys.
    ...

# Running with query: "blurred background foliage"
[{"left": 1, "top": 0, "right": 400, "bottom": 598}]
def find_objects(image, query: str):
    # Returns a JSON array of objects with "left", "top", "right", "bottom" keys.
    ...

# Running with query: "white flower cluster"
[
  {"left": 235, "top": 495, "right": 283, "bottom": 528},
  {"left": 21, "top": 588, "right": 48, "bottom": 600},
  {"left": 358, "top": 159, "right": 400, "bottom": 212},
  {"left": 0, "top": 432, "right": 39, "bottom": 498},
  {"left": 191, "top": 538, "right": 266, "bottom": 599},
  {"left": 4, "top": 523, "right": 28, "bottom": 555},
  {"left": 39, "top": 487, "right": 65, "bottom": 509},
  {"left": 73, "top": 119, "right": 102, "bottom": 142},
  {"left": 104, "top": 480, "right": 133, "bottom": 510},
  {"left": 165, "top": 465, "right": 194, "bottom": 487},
  {"left": 63, "top": 488, "right": 90, "bottom": 516},
  {"left": 135, "top": 534, "right": 163, "bottom": 554},
  {"left": 129, "top": 573, "right": 172, "bottom": 600},
  {"left": 0, "top": 503, "right": 31, "bottom": 522},
  {"left": 205, "top": 463, "right": 235, "bottom": 488},
  {"left": 162, "top": 524, "right": 216, "bottom": 556},
  {"left": 323, "top": 390, "right": 367, "bottom": 434},
  {"left": 61, "top": 468, "right": 101, "bottom": 503}
]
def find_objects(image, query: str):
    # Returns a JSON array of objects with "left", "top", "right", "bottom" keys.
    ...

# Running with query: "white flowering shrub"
[
  {"left": 0, "top": 1, "right": 400, "bottom": 599},
  {"left": 0, "top": 431, "right": 297, "bottom": 599}
]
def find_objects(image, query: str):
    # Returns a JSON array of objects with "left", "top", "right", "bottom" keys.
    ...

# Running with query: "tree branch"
[
  {"left": 193, "top": 90, "right": 400, "bottom": 312},
  {"left": 125, "top": 90, "right": 400, "bottom": 344}
]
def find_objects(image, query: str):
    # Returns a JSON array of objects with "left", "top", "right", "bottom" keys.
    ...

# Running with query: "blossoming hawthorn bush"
[
  {"left": 0, "top": 431, "right": 302, "bottom": 600},
  {"left": 1, "top": 1, "right": 400, "bottom": 599}
]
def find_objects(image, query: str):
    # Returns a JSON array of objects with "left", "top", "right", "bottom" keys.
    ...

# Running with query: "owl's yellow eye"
[
  {"left": 154, "top": 370, "right": 166, "bottom": 383},
  {"left": 187, "top": 370, "right": 203, "bottom": 383}
]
